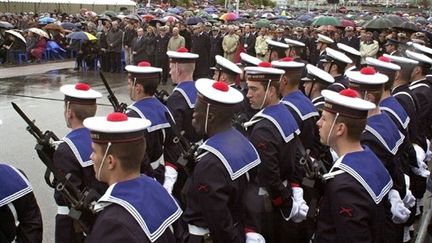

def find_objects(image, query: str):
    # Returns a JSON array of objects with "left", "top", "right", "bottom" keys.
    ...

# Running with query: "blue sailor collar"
[
  {"left": 173, "top": 81, "right": 197, "bottom": 109},
  {"left": 379, "top": 96, "right": 410, "bottom": 130},
  {"left": 95, "top": 176, "right": 182, "bottom": 242},
  {"left": 199, "top": 128, "right": 260, "bottom": 181},
  {"left": 281, "top": 90, "right": 319, "bottom": 121},
  {"left": 365, "top": 113, "right": 405, "bottom": 155},
  {"left": 62, "top": 127, "right": 93, "bottom": 167},
  {"left": 331, "top": 147, "right": 393, "bottom": 204},
  {"left": 251, "top": 103, "right": 300, "bottom": 143},
  {"left": 0, "top": 164, "right": 33, "bottom": 207},
  {"left": 128, "top": 98, "right": 172, "bottom": 132}
]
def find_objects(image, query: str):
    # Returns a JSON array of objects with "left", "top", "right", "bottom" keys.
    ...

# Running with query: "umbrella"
[
  {"left": 142, "top": 14, "right": 155, "bottom": 21},
  {"left": 312, "top": 16, "right": 341, "bottom": 26},
  {"left": 102, "top": 11, "right": 117, "bottom": 19},
  {"left": 204, "top": 7, "right": 217, "bottom": 13},
  {"left": 5, "top": 30, "right": 26, "bottom": 44},
  {"left": 28, "top": 28, "right": 50, "bottom": 39},
  {"left": 46, "top": 40, "right": 66, "bottom": 53},
  {"left": 60, "top": 22, "right": 77, "bottom": 31},
  {"left": 186, "top": 17, "right": 204, "bottom": 25},
  {"left": 395, "top": 21, "right": 418, "bottom": 32},
  {"left": 66, "top": 31, "right": 97, "bottom": 41},
  {"left": 38, "top": 16, "right": 55, "bottom": 24},
  {"left": 153, "top": 8, "right": 165, "bottom": 15},
  {"left": 286, "top": 20, "right": 304, "bottom": 28},
  {"left": 125, "top": 14, "right": 140, "bottom": 22},
  {"left": 296, "top": 14, "right": 314, "bottom": 22},
  {"left": 261, "top": 13, "right": 276, "bottom": 19},
  {"left": 0, "top": 21, "right": 14, "bottom": 29},
  {"left": 255, "top": 19, "right": 271, "bottom": 28},
  {"left": 97, "top": 15, "right": 111, "bottom": 22},
  {"left": 163, "top": 16, "right": 178, "bottom": 23},
  {"left": 415, "top": 17, "right": 428, "bottom": 25},
  {"left": 340, "top": 19, "right": 356, "bottom": 28},
  {"left": 167, "top": 7, "right": 182, "bottom": 14},
  {"left": 363, "top": 17, "right": 395, "bottom": 29},
  {"left": 220, "top": 12, "right": 238, "bottom": 21},
  {"left": 43, "top": 23, "right": 63, "bottom": 31},
  {"left": 273, "top": 18, "right": 290, "bottom": 25},
  {"left": 384, "top": 14, "right": 404, "bottom": 26}
]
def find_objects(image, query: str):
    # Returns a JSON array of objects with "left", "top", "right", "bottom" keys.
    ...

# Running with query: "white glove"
[
  {"left": 403, "top": 175, "right": 416, "bottom": 208},
  {"left": 291, "top": 187, "right": 309, "bottom": 223},
  {"left": 162, "top": 165, "right": 178, "bottom": 194},
  {"left": 426, "top": 139, "right": 432, "bottom": 162},
  {"left": 412, "top": 144, "right": 430, "bottom": 178},
  {"left": 245, "top": 232, "right": 266, "bottom": 243},
  {"left": 388, "top": 189, "right": 411, "bottom": 224}
]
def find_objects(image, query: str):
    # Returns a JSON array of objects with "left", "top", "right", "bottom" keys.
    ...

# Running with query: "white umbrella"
[
  {"left": 28, "top": 28, "right": 50, "bottom": 39},
  {"left": 5, "top": 30, "right": 26, "bottom": 44}
]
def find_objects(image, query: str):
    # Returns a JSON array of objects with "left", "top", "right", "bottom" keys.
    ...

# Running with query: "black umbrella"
[
  {"left": 61, "top": 22, "right": 77, "bottom": 31},
  {"left": 363, "top": 17, "right": 395, "bottom": 30},
  {"left": 384, "top": 15, "right": 404, "bottom": 26},
  {"left": 97, "top": 15, "right": 111, "bottom": 22},
  {"left": 0, "top": 21, "right": 14, "bottom": 29},
  {"left": 186, "top": 16, "right": 204, "bottom": 25},
  {"left": 395, "top": 22, "right": 418, "bottom": 33}
]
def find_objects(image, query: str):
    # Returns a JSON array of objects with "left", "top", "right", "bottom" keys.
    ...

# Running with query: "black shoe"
[{"left": 73, "top": 67, "right": 80, "bottom": 71}]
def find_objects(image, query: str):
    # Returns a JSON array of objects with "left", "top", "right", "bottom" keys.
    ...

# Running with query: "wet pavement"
[{"left": 0, "top": 65, "right": 172, "bottom": 242}]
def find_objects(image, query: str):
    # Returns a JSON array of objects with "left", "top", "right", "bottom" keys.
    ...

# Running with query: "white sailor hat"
[
  {"left": 382, "top": 54, "right": 419, "bottom": 65},
  {"left": 166, "top": 47, "right": 199, "bottom": 63},
  {"left": 346, "top": 67, "right": 388, "bottom": 91},
  {"left": 60, "top": 83, "right": 102, "bottom": 104},
  {"left": 84, "top": 112, "right": 151, "bottom": 144},
  {"left": 365, "top": 56, "right": 401, "bottom": 72},
  {"left": 245, "top": 62, "right": 285, "bottom": 82},
  {"left": 322, "top": 88, "right": 376, "bottom": 119},
  {"left": 336, "top": 43, "right": 361, "bottom": 57},
  {"left": 322, "top": 47, "right": 352, "bottom": 65},
  {"left": 406, "top": 50, "right": 432, "bottom": 67},
  {"left": 411, "top": 43, "right": 432, "bottom": 57},
  {"left": 266, "top": 39, "right": 289, "bottom": 49},
  {"left": 284, "top": 38, "right": 305, "bottom": 47},
  {"left": 271, "top": 57, "right": 305, "bottom": 72},
  {"left": 213, "top": 55, "right": 242, "bottom": 76},
  {"left": 302, "top": 64, "right": 334, "bottom": 84},
  {"left": 240, "top": 52, "right": 262, "bottom": 67},
  {"left": 125, "top": 61, "right": 162, "bottom": 82},
  {"left": 316, "top": 34, "right": 334, "bottom": 44},
  {"left": 195, "top": 79, "right": 244, "bottom": 106}
]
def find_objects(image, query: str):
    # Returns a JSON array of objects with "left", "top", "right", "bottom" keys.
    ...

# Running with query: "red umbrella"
[
  {"left": 341, "top": 19, "right": 356, "bottom": 28},
  {"left": 141, "top": 14, "right": 155, "bottom": 21},
  {"left": 220, "top": 12, "right": 238, "bottom": 21}
]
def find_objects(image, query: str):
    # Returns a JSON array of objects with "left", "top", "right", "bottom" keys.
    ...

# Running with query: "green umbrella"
[
  {"left": 363, "top": 17, "right": 395, "bottom": 29},
  {"left": 395, "top": 21, "right": 418, "bottom": 32},
  {"left": 102, "top": 11, "right": 117, "bottom": 19},
  {"left": 384, "top": 14, "right": 404, "bottom": 26},
  {"left": 255, "top": 19, "right": 271, "bottom": 28},
  {"left": 312, "top": 16, "right": 341, "bottom": 26}
]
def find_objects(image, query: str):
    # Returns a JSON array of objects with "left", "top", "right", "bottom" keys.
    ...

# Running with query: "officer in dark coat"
[
  {"left": 314, "top": 88, "right": 393, "bottom": 242},
  {"left": 191, "top": 23, "right": 211, "bottom": 79},
  {"left": 183, "top": 79, "right": 261, "bottom": 243},
  {"left": 106, "top": 21, "right": 123, "bottom": 73},
  {"left": 54, "top": 83, "right": 107, "bottom": 243},
  {"left": 125, "top": 62, "right": 180, "bottom": 191},
  {"left": 209, "top": 26, "right": 223, "bottom": 69},
  {"left": 131, "top": 28, "right": 147, "bottom": 65},
  {"left": 98, "top": 25, "right": 110, "bottom": 72},
  {"left": 340, "top": 26, "right": 360, "bottom": 51},
  {"left": 0, "top": 163, "right": 43, "bottom": 243},
  {"left": 83, "top": 112, "right": 182, "bottom": 243},
  {"left": 243, "top": 25, "right": 256, "bottom": 57},
  {"left": 155, "top": 26, "right": 170, "bottom": 84},
  {"left": 243, "top": 63, "right": 308, "bottom": 242}
]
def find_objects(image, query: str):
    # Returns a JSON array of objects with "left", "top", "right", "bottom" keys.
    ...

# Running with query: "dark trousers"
[
  {"left": 108, "top": 51, "right": 121, "bottom": 73},
  {"left": 155, "top": 57, "right": 169, "bottom": 83},
  {"left": 55, "top": 214, "right": 84, "bottom": 243},
  {"left": 99, "top": 52, "right": 109, "bottom": 72}
]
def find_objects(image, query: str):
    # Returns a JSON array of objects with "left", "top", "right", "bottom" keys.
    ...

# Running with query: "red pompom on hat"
[
  {"left": 258, "top": 61, "right": 272, "bottom": 68},
  {"left": 378, "top": 56, "right": 391, "bottom": 62},
  {"left": 360, "top": 66, "right": 376, "bottom": 75},
  {"left": 212, "top": 81, "right": 229, "bottom": 92},
  {"left": 339, "top": 88, "right": 359, "bottom": 98},
  {"left": 281, "top": 57, "right": 294, "bottom": 62},
  {"left": 75, "top": 82, "right": 90, "bottom": 91},
  {"left": 138, "top": 61, "right": 151, "bottom": 67},
  {"left": 107, "top": 112, "right": 128, "bottom": 122},
  {"left": 177, "top": 47, "right": 189, "bottom": 52}
]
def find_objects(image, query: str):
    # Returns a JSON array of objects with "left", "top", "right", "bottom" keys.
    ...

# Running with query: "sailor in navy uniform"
[
  {"left": 315, "top": 34, "right": 334, "bottom": 69},
  {"left": 54, "top": 83, "right": 107, "bottom": 243},
  {"left": 302, "top": 64, "right": 335, "bottom": 114},
  {"left": 347, "top": 67, "right": 411, "bottom": 242},
  {"left": 183, "top": 79, "right": 261, "bottom": 243},
  {"left": 166, "top": 47, "right": 201, "bottom": 143},
  {"left": 337, "top": 42, "right": 361, "bottom": 74},
  {"left": 266, "top": 39, "right": 288, "bottom": 62},
  {"left": 315, "top": 89, "right": 393, "bottom": 242},
  {"left": 243, "top": 62, "right": 309, "bottom": 242},
  {"left": 125, "top": 62, "right": 181, "bottom": 197},
  {"left": 284, "top": 38, "right": 309, "bottom": 78},
  {"left": 83, "top": 112, "right": 182, "bottom": 243},
  {"left": 212, "top": 54, "right": 242, "bottom": 87},
  {"left": 238, "top": 52, "right": 262, "bottom": 120},
  {"left": 322, "top": 47, "right": 353, "bottom": 93},
  {"left": 0, "top": 163, "right": 43, "bottom": 243}
]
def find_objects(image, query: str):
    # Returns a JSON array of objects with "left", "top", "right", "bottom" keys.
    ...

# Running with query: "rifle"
[
  {"left": 99, "top": 70, "right": 127, "bottom": 113},
  {"left": 155, "top": 89, "right": 170, "bottom": 105},
  {"left": 164, "top": 112, "right": 198, "bottom": 175},
  {"left": 12, "top": 102, "right": 100, "bottom": 233}
]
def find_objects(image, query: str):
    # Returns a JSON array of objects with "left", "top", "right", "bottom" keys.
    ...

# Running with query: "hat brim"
[
  {"left": 60, "top": 84, "right": 102, "bottom": 99},
  {"left": 195, "top": 78, "right": 244, "bottom": 104}
]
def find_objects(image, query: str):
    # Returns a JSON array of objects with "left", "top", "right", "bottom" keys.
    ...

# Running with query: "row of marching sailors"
[{"left": 2, "top": 40, "right": 432, "bottom": 243}]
